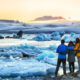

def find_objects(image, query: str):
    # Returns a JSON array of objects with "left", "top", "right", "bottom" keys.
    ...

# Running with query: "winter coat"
[
  {"left": 67, "top": 49, "right": 76, "bottom": 62},
  {"left": 74, "top": 43, "right": 80, "bottom": 56},
  {"left": 56, "top": 43, "right": 67, "bottom": 59}
]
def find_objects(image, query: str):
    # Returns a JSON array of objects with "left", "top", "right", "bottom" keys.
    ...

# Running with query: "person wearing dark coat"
[{"left": 67, "top": 41, "right": 75, "bottom": 73}]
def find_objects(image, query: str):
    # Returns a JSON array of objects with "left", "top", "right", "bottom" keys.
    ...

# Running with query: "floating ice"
[
  {"left": 0, "top": 59, "right": 55, "bottom": 77},
  {"left": 51, "top": 32, "right": 61, "bottom": 40},
  {"left": 0, "top": 44, "right": 42, "bottom": 57},
  {"left": 48, "top": 45, "right": 57, "bottom": 50},
  {"left": 59, "top": 31, "right": 65, "bottom": 37},
  {"left": 18, "top": 44, "right": 41, "bottom": 53},
  {"left": 36, "top": 51, "right": 57, "bottom": 61},
  {"left": 0, "top": 51, "right": 22, "bottom": 57},
  {"left": 32, "top": 33, "right": 51, "bottom": 41},
  {"left": 63, "top": 33, "right": 80, "bottom": 42},
  {"left": 70, "top": 32, "right": 76, "bottom": 37},
  {"left": 32, "top": 32, "right": 63, "bottom": 41}
]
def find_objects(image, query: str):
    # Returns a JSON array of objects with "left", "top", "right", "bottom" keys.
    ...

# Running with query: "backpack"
[{"left": 76, "top": 43, "right": 80, "bottom": 53}]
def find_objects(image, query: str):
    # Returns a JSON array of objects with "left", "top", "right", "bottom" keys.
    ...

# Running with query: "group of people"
[{"left": 55, "top": 38, "right": 80, "bottom": 77}]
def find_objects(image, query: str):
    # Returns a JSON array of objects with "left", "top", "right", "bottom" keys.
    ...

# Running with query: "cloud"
[{"left": 33, "top": 16, "right": 65, "bottom": 21}]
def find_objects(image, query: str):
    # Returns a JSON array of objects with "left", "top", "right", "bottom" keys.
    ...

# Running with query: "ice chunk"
[
  {"left": 0, "top": 44, "right": 42, "bottom": 57},
  {"left": 48, "top": 45, "right": 57, "bottom": 50},
  {"left": 63, "top": 33, "right": 80, "bottom": 42},
  {"left": 51, "top": 32, "right": 60, "bottom": 36},
  {"left": 0, "top": 59, "right": 55, "bottom": 77},
  {"left": 32, "top": 33, "right": 51, "bottom": 41},
  {"left": 59, "top": 31, "right": 65, "bottom": 37},
  {"left": 36, "top": 51, "right": 57, "bottom": 61},
  {"left": 70, "top": 32, "right": 76, "bottom": 37},
  {"left": 32, "top": 31, "right": 65, "bottom": 41},
  {"left": 44, "top": 57, "right": 58, "bottom": 65},
  {"left": 18, "top": 44, "right": 41, "bottom": 55},
  {"left": 51, "top": 32, "right": 61, "bottom": 40}
]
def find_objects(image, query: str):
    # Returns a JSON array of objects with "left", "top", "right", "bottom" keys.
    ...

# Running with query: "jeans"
[
  {"left": 69, "top": 62, "right": 75, "bottom": 73},
  {"left": 55, "top": 59, "right": 66, "bottom": 76}
]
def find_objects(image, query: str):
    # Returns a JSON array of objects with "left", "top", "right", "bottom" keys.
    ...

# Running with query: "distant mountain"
[
  {"left": 33, "top": 16, "right": 65, "bottom": 21},
  {"left": 0, "top": 19, "right": 20, "bottom": 23}
]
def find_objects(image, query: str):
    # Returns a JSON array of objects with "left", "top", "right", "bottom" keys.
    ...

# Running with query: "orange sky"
[{"left": 0, "top": 0, "right": 80, "bottom": 23}]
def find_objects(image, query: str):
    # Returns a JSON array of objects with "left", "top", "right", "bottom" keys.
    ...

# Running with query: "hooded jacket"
[{"left": 74, "top": 43, "right": 80, "bottom": 56}]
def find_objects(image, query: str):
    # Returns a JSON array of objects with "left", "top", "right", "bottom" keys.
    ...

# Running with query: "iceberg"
[
  {"left": 48, "top": 45, "right": 57, "bottom": 50},
  {"left": 63, "top": 33, "right": 80, "bottom": 42},
  {"left": 32, "top": 31, "right": 63, "bottom": 41},
  {"left": 36, "top": 51, "right": 57, "bottom": 61},
  {"left": 0, "top": 44, "right": 42, "bottom": 57},
  {"left": 59, "top": 31, "right": 65, "bottom": 37},
  {"left": 32, "top": 33, "right": 51, "bottom": 41},
  {"left": 51, "top": 32, "right": 61, "bottom": 40}
]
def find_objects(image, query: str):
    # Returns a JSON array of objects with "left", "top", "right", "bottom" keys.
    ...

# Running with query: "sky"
[{"left": 0, "top": 0, "right": 80, "bottom": 23}]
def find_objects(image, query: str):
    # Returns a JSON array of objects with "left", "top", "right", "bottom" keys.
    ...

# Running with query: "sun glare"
[{"left": 0, "top": 0, "right": 80, "bottom": 23}]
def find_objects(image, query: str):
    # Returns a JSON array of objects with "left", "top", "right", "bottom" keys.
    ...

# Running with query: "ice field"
[
  {"left": 0, "top": 21, "right": 80, "bottom": 79},
  {"left": 0, "top": 32, "right": 79, "bottom": 79}
]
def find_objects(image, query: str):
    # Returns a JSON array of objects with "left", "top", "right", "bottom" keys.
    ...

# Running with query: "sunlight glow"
[{"left": 0, "top": 0, "right": 80, "bottom": 23}]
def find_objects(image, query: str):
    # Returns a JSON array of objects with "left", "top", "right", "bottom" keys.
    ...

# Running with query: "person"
[
  {"left": 55, "top": 39, "right": 67, "bottom": 77},
  {"left": 17, "top": 30, "right": 23, "bottom": 38},
  {"left": 74, "top": 38, "right": 80, "bottom": 72},
  {"left": 67, "top": 41, "right": 75, "bottom": 73}
]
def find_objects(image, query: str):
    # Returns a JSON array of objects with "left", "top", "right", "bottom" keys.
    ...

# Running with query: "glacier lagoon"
[
  {"left": 0, "top": 21, "right": 80, "bottom": 79},
  {"left": 0, "top": 33, "right": 79, "bottom": 80}
]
